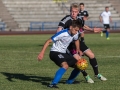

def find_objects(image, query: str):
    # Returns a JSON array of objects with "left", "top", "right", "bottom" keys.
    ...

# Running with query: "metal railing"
[
  {"left": 29, "top": 21, "right": 120, "bottom": 31},
  {"left": 85, "top": 21, "right": 120, "bottom": 30},
  {"left": 0, "top": 22, "right": 5, "bottom": 31},
  {"left": 29, "top": 22, "right": 59, "bottom": 31}
]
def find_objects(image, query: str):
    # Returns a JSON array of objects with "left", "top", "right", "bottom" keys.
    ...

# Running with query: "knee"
[
  {"left": 88, "top": 52, "right": 95, "bottom": 59},
  {"left": 61, "top": 62, "right": 69, "bottom": 70}
]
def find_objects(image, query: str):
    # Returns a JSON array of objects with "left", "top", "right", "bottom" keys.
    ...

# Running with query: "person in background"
[{"left": 99, "top": 6, "right": 112, "bottom": 40}]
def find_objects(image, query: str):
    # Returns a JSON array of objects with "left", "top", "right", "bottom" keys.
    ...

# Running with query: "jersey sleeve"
[
  {"left": 100, "top": 12, "right": 104, "bottom": 17},
  {"left": 51, "top": 30, "right": 65, "bottom": 42},
  {"left": 58, "top": 16, "right": 67, "bottom": 29},
  {"left": 73, "top": 33, "right": 79, "bottom": 41},
  {"left": 58, "top": 15, "right": 71, "bottom": 29},
  {"left": 85, "top": 11, "right": 89, "bottom": 17},
  {"left": 51, "top": 33, "right": 60, "bottom": 42}
]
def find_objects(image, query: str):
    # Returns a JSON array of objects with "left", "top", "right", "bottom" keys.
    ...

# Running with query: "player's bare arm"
[
  {"left": 38, "top": 39, "right": 53, "bottom": 61},
  {"left": 83, "top": 25, "right": 102, "bottom": 33},
  {"left": 75, "top": 40, "right": 83, "bottom": 56},
  {"left": 110, "top": 16, "right": 112, "bottom": 23},
  {"left": 99, "top": 16, "right": 103, "bottom": 23}
]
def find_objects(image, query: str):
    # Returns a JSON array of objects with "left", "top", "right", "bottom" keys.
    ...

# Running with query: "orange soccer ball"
[{"left": 76, "top": 58, "right": 88, "bottom": 70}]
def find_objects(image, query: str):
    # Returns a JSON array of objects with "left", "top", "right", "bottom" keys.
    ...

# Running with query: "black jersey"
[
  {"left": 58, "top": 15, "right": 84, "bottom": 53},
  {"left": 58, "top": 15, "right": 84, "bottom": 29},
  {"left": 79, "top": 10, "right": 89, "bottom": 17}
]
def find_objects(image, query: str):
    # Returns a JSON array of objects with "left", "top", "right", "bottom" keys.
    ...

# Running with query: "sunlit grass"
[{"left": 0, "top": 33, "right": 120, "bottom": 90}]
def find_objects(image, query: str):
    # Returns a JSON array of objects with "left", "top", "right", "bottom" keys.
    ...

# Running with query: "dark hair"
[
  {"left": 105, "top": 6, "right": 109, "bottom": 8},
  {"left": 71, "top": 19, "right": 82, "bottom": 28},
  {"left": 79, "top": 3, "right": 84, "bottom": 6}
]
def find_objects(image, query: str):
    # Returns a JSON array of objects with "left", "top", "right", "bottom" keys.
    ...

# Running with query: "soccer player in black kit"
[{"left": 57, "top": 3, "right": 107, "bottom": 84}]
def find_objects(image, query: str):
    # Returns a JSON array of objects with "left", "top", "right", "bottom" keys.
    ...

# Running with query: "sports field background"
[{"left": 0, "top": 33, "right": 120, "bottom": 90}]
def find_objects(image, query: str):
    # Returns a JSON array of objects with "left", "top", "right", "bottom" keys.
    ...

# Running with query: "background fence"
[
  {"left": 0, "top": 22, "right": 5, "bottom": 31},
  {"left": 29, "top": 21, "right": 120, "bottom": 31}
]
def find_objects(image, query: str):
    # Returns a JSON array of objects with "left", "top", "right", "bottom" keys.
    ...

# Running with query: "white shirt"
[
  {"left": 51, "top": 29, "right": 79, "bottom": 53},
  {"left": 101, "top": 11, "right": 111, "bottom": 24}
]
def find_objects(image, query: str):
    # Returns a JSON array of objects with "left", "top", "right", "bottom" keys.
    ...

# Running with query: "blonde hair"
[{"left": 70, "top": 3, "right": 79, "bottom": 12}]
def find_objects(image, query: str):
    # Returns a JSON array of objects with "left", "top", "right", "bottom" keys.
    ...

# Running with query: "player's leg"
[
  {"left": 101, "top": 24, "right": 107, "bottom": 37},
  {"left": 64, "top": 53, "right": 83, "bottom": 84},
  {"left": 84, "top": 49, "right": 107, "bottom": 81},
  {"left": 84, "top": 49, "right": 99, "bottom": 75},
  {"left": 101, "top": 30, "right": 103, "bottom": 37},
  {"left": 80, "top": 41, "right": 94, "bottom": 83},
  {"left": 66, "top": 53, "right": 94, "bottom": 84},
  {"left": 80, "top": 33, "right": 89, "bottom": 72},
  {"left": 66, "top": 68, "right": 81, "bottom": 84},
  {"left": 48, "top": 51, "right": 69, "bottom": 88},
  {"left": 66, "top": 54, "right": 81, "bottom": 84},
  {"left": 106, "top": 25, "right": 110, "bottom": 40}
]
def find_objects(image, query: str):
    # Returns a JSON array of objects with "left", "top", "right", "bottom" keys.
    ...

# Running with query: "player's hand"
[
  {"left": 37, "top": 52, "right": 44, "bottom": 61},
  {"left": 77, "top": 50, "right": 83, "bottom": 56},
  {"left": 93, "top": 27, "right": 102, "bottom": 33}
]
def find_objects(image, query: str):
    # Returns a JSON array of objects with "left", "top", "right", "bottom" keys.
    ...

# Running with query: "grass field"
[{"left": 0, "top": 33, "right": 120, "bottom": 90}]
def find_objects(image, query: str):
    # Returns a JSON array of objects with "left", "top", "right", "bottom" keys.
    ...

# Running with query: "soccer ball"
[{"left": 76, "top": 58, "right": 88, "bottom": 70}]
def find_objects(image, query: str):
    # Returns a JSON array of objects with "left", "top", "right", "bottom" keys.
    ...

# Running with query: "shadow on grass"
[
  {"left": 1, "top": 72, "right": 52, "bottom": 86},
  {"left": 1, "top": 72, "right": 85, "bottom": 86}
]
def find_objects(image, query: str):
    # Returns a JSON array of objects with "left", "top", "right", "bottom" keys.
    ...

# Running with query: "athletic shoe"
[
  {"left": 101, "top": 32, "right": 103, "bottom": 37},
  {"left": 95, "top": 74, "right": 107, "bottom": 81},
  {"left": 47, "top": 84, "right": 59, "bottom": 88},
  {"left": 85, "top": 75, "right": 94, "bottom": 83},
  {"left": 107, "top": 37, "right": 110, "bottom": 40}
]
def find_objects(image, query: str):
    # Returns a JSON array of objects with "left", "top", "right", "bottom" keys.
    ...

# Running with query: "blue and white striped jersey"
[{"left": 51, "top": 29, "right": 79, "bottom": 53}]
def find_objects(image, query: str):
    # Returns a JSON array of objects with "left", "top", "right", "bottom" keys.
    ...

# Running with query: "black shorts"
[
  {"left": 80, "top": 41, "right": 89, "bottom": 53},
  {"left": 67, "top": 40, "right": 89, "bottom": 55},
  {"left": 49, "top": 51, "right": 77, "bottom": 67},
  {"left": 104, "top": 24, "right": 110, "bottom": 29}
]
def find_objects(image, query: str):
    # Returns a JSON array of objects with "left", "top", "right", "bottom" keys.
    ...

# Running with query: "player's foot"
[
  {"left": 95, "top": 74, "right": 107, "bottom": 81},
  {"left": 101, "top": 32, "right": 103, "bottom": 37},
  {"left": 107, "top": 37, "right": 110, "bottom": 40},
  {"left": 85, "top": 75, "right": 94, "bottom": 83},
  {"left": 47, "top": 84, "right": 59, "bottom": 88}
]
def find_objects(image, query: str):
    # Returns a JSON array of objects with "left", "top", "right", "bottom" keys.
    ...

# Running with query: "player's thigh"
[
  {"left": 73, "top": 54, "right": 81, "bottom": 61},
  {"left": 80, "top": 41, "right": 89, "bottom": 53},
  {"left": 84, "top": 49, "right": 94, "bottom": 58},
  {"left": 65, "top": 54, "right": 77, "bottom": 67},
  {"left": 49, "top": 51, "right": 67, "bottom": 67}
]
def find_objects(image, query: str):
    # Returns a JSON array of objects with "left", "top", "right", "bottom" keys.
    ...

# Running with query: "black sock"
[
  {"left": 81, "top": 70, "right": 88, "bottom": 76},
  {"left": 89, "top": 58, "right": 99, "bottom": 75}
]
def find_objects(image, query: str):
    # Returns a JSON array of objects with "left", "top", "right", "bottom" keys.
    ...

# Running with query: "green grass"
[{"left": 0, "top": 33, "right": 120, "bottom": 90}]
